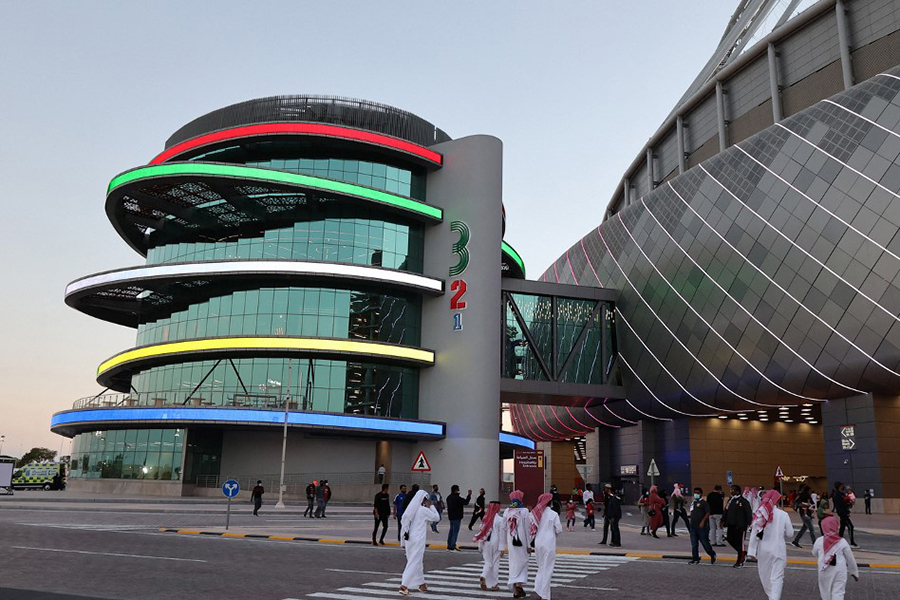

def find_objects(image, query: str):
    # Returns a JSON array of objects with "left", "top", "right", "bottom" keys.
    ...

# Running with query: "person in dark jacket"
[
  {"left": 724, "top": 484, "right": 753, "bottom": 567},
  {"left": 468, "top": 488, "right": 486, "bottom": 530},
  {"left": 660, "top": 489, "right": 673, "bottom": 537},
  {"left": 832, "top": 482, "right": 858, "bottom": 547},
  {"left": 373, "top": 483, "right": 391, "bottom": 546},
  {"left": 599, "top": 484, "right": 615, "bottom": 544},
  {"left": 604, "top": 486, "right": 623, "bottom": 547},
  {"left": 445, "top": 484, "right": 471, "bottom": 550},
  {"left": 314, "top": 479, "right": 326, "bottom": 518},
  {"left": 549, "top": 484, "right": 562, "bottom": 513},
  {"left": 688, "top": 487, "right": 716, "bottom": 565},
  {"left": 707, "top": 485, "right": 725, "bottom": 546},
  {"left": 304, "top": 481, "right": 316, "bottom": 518},
  {"left": 250, "top": 480, "right": 264, "bottom": 516}
]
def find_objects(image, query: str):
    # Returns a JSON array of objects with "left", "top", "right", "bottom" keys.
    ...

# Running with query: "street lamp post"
[
  {"left": 0, "top": 435, "right": 5, "bottom": 456},
  {"left": 275, "top": 360, "right": 293, "bottom": 509}
]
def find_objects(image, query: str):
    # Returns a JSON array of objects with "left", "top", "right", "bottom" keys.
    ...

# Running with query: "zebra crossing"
[{"left": 304, "top": 554, "right": 635, "bottom": 600}]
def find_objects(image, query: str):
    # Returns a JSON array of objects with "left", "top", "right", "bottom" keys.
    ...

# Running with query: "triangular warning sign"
[
  {"left": 411, "top": 451, "right": 431, "bottom": 472},
  {"left": 775, "top": 465, "right": 784, "bottom": 478},
  {"left": 647, "top": 458, "right": 660, "bottom": 477}
]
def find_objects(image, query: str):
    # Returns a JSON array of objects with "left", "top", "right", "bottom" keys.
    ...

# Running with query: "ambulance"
[{"left": 11, "top": 461, "right": 65, "bottom": 490}]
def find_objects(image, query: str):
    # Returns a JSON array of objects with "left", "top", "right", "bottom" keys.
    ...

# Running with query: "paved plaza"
[{"left": 2, "top": 492, "right": 899, "bottom": 599}]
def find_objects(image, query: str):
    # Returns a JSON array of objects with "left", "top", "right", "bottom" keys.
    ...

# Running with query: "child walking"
[
  {"left": 585, "top": 499, "right": 595, "bottom": 530},
  {"left": 565, "top": 497, "right": 577, "bottom": 531}
]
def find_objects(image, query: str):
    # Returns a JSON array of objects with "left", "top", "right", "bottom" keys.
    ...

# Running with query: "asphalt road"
[{"left": 1, "top": 506, "right": 899, "bottom": 599}]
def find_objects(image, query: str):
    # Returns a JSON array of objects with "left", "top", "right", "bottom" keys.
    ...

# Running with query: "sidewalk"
[
  {"left": 4, "top": 493, "right": 897, "bottom": 566},
  {"left": 166, "top": 503, "right": 900, "bottom": 567}
]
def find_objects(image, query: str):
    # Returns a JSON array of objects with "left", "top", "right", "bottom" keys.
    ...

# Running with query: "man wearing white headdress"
[
  {"left": 531, "top": 492, "right": 562, "bottom": 600},
  {"left": 399, "top": 489, "right": 439, "bottom": 596},
  {"left": 813, "top": 515, "right": 859, "bottom": 599},
  {"left": 503, "top": 490, "right": 531, "bottom": 599},
  {"left": 473, "top": 500, "right": 504, "bottom": 591},
  {"left": 747, "top": 489, "right": 794, "bottom": 599}
]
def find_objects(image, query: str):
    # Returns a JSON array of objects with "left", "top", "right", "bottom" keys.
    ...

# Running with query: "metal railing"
[
  {"left": 73, "top": 393, "right": 136, "bottom": 410},
  {"left": 73, "top": 391, "right": 305, "bottom": 411},
  {"left": 195, "top": 471, "right": 430, "bottom": 492}
]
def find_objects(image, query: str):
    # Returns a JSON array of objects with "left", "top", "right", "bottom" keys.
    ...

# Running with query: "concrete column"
[
  {"left": 716, "top": 81, "right": 729, "bottom": 151},
  {"left": 676, "top": 116, "right": 686, "bottom": 174},
  {"left": 835, "top": 0, "right": 855, "bottom": 90},
  {"left": 820, "top": 394, "right": 883, "bottom": 509},
  {"left": 538, "top": 442, "right": 553, "bottom": 492},
  {"left": 419, "top": 135, "right": 502, "bottom": 498},
  {"left": 584, "top": 428, "right": 601, "bottom": 489},
  {"left": 767, "top": 43, "right": 783, "bottom": 122}
]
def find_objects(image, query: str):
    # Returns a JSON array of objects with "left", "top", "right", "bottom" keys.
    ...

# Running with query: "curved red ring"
[{"left": 151, "top": 122, "right": 443, "bottom": 166}]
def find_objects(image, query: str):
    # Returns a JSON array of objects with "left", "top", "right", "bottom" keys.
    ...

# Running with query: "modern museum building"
[{"left": 53, "top": 0, "right": 900, "bottom": 512}]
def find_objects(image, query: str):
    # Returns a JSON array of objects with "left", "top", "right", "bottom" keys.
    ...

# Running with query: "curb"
[{"left": 156, "top": 529, "right": 900, "bottom": 568}]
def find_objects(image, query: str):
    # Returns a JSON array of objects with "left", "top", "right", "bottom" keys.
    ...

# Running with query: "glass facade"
[
  {"left": 503, "top": 293, "right": 613, "bottom": 385},
  {"left": 69, "top": 428, "right": 183, "bottom": 480},
  {"left": 130, "top": 358, "right": 418, "bottom": 418},
  {"left": 136, "top": 287, "right": 421, "bottom": 347},
  {"left": 191, "top": 145, "right": 427, "bottom": 200},
  {"left": 146, "top": 207, "right": 424, "bottom": 273}
]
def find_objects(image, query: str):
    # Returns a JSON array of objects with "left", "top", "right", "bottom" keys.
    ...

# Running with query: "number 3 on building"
[
  {"left": 450, "top": 279, "right": 467, "bottom": 310},
  {"left": 449, "top": 221, "right": 470, "bottom": 277}
]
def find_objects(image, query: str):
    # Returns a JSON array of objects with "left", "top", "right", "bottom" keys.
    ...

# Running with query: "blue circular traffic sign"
[{"left": 222, "top": 479, "right": 240, "bottom": 498}]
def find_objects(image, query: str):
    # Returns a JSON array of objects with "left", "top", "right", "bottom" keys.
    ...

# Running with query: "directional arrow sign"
[
  {"left": 841, "top": 424, "right": 856, "bottom": 451},
  {"left": 222, "top": 479, "right": 240, "bottom": 498},
  {"left": 647, "top": 458, "right": 660, "bottom": 477}
]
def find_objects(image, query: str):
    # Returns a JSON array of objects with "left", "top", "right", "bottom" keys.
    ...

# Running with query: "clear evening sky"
[{"left": 0, "top": 2, "right": 736, "bottom": 457}]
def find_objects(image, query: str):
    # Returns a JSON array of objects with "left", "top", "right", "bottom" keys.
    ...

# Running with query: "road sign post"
[
  {"left": 775, "top": 465, "right": 784, "bottom": 507},
  {"left": 647, "top": 458, "right": 660, "bottom": 487},
  {"left": 222, "top": 479, "right": 240, "bottom": 530}
]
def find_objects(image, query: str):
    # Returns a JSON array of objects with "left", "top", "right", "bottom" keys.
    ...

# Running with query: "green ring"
[
  {"left": 108, "top": 162, "right": 443, "bottom": 221},
  {"left": 502, "top": 240, "right": 526, "bottom": 277}
]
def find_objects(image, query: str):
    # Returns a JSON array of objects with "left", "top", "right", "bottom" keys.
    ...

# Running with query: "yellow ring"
[{"left": 98, "top": 337, "right": 435, "bottom": 376}]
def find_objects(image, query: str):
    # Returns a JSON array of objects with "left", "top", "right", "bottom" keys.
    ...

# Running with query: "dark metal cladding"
[{"left": 165, "top": 95, "right": 452, "bottom": 149}]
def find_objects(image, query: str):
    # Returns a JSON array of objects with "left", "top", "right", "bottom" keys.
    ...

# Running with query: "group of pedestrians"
[
  {"left": 638, "top": 481, "right": 861, "bottom": 599},
  {"left": 398, "top": 488, "right": 562, "bottom": 599},
  {"left": 384, "top": 483, "right": 487, "bottom": 550},
  {"left": 303, "top": 479, "right": 331, "bottom": 518}
]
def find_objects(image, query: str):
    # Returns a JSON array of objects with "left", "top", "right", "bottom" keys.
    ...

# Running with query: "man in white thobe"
[
  {"left": 399, "top": 489, "right": 439, "bottom": 595},
  {"left": 748, "top": 489, "right": 794, "bottom": 599},
  {"left": 531, "top": 493, "right": 562, "bottom": 600},
  {"left": 503, "top": 490, "right": 531, "bottom": 599},
  {"left": 473, "top": 501, "right": 504, "bottom": 591},
  {"left": 813, "top": 516, "right": 859, "bottom": 599}
]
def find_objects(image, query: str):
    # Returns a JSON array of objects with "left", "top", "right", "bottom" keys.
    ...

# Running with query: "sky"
[{"left": 0, "top": 1, "right": 737, "bottom": 458}]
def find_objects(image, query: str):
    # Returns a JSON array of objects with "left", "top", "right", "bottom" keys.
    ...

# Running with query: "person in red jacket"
[{"left": 584, "top": 499, "right": 596, "bottom": 530}]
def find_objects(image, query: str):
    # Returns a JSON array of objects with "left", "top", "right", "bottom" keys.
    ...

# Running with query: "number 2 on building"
[{"left": 450, "top": 279, "right": 467, "bottom": 310}]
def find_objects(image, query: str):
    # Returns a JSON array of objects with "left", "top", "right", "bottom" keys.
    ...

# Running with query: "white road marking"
[
  {"left": 306, "top": 554, "right": 632, "bottom": 599},
  {"left": 12, "top": 546, "right": 207, "bottom": 562},
  {"left": 366, "top": 582, "right": 510, "bottom": 596},
  {"left": 387, "top": 574, "right": 575, "bottom": 585},
  {"left": 423, "top": 569, "right": 575, "bottom": 582},
  {"left": 558, "top": 584, "right": 620, "bottom": 590},
  {"left": 327, "top": 568, "right": 402, "bottom": 576}
]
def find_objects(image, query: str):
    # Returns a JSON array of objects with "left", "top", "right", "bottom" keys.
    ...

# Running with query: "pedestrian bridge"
[{"left": 501, "top": 278, "right": 625, "bottom": 406}]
